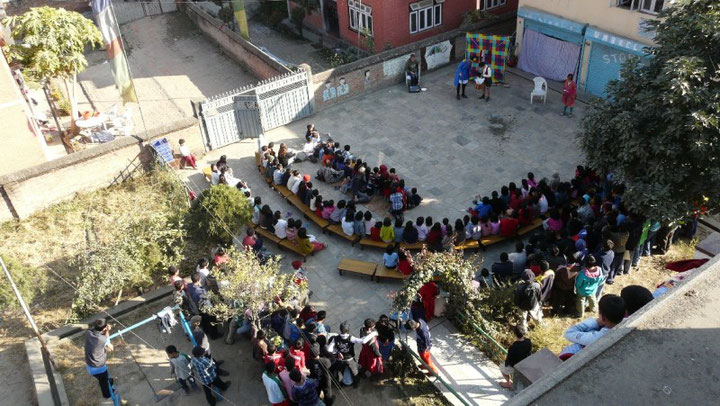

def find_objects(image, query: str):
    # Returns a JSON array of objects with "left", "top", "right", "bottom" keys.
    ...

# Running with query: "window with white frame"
[
  {"left": 615, "top": 0, "right": 665, "bottom": 14},
  {"left": 481, "top": 0, "right": 506, "bottom": 11},
  {"left": 409, "top": 0, "right": 442, "bottom": 34},
  {"left": 349, "top": 0, "right": 373, "bottom": 36}
]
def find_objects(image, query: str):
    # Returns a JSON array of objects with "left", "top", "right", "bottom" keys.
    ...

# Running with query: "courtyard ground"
[{"left": 77, "top": 12, "right": 258, "bottom": 132}]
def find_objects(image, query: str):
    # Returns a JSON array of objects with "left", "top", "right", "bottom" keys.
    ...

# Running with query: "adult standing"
[
  {"left": 85, "top": 318, "right": 122, "bottom": 402},
  {"left": 190, "top": 346, "right": 231, "bottom": 406},
  {"left": 454, "top": 59, "right": 470, "bottom": 100},
  {"left": 406, "top": 319, "right": 438, "bottom": 374},
  {"left": 561, "top": 73, "right": 577, "bottom": 117},
  {"left": 478, "top": 61, "right": 493, "bottom": 102}
]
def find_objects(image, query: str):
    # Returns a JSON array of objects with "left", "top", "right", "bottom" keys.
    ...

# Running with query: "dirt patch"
[{"left": 487, "top": 114, "right": 516, "bottom": 143}]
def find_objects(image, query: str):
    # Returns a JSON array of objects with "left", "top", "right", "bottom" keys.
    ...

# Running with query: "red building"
[{"left": 289, "top": 0, "right": 518, "bottom": 50}]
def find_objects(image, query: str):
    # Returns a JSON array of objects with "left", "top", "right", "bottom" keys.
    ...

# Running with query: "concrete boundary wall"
[
  {"left": 505, "top": 254, "right": 720, "bottom": 405},
  {"left": 309, "top": 13, "right": 517, "bottom": 111},
  {"left": 181, "top": 3, "right": 290, "bottom": 80},
  {"left": 0, "top": 118, "right": 200, "bottom": 221}
]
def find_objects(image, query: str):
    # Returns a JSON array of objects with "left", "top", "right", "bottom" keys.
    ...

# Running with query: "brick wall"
[
  {"left": 0, "top": 119, "right": 201, "bottom": 222},
  {"left": 310, "top": 13, "right": 515, "bottom": 111},
  {"left": 182, "top": 3, "right": 289, "bottom": 80}
]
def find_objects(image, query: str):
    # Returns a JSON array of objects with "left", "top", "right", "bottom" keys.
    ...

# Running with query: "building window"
[
  {"left": 639, "top": 0, "right": 664, "bottom": 14},
  {"left": 349, "top": 0, "right": 373, "bottom": 36},
  {"left": 481, "top": 0, "right": 506, "bottom": 10},
  {"left": 616, "top": 0, "right": 665, "bottom": 14},
  {"left": 409, "top": 0, "right": 442, "bottom": 34}
]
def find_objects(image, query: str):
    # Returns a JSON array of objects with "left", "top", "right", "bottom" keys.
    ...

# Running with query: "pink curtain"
[{"left": 518, "top": 29, "right": 581, "bottom": 82}]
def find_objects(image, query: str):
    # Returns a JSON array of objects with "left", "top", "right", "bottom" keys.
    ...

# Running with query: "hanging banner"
[
  {"left": 91, "top": 0, "right": 138, "bottom": 104},
  {"left": 466, "top": 34, "right": 511, "bottom": 83}
]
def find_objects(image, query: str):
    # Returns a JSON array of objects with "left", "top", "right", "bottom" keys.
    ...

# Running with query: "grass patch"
[{"left": 0, "top": 169, "right": 202, "bottom": 345}]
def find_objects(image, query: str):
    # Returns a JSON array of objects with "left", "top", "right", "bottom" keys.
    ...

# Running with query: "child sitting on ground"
[
  {"left": 408, "top": 188, "right": 423, "bottom": 209},
  {"left": 380, "top": 217, "right": 395, "bottom": 243},
  {"left": 370, "top": 221, "right": 383, "bottom": 241},
  {"left": 559, "top": 294, "right": 625, "bottom": 360}
]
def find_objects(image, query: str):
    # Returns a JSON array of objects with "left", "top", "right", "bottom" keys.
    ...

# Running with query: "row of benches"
[{"left": 255, "top": 151, "right": 545, "bottom": 252}]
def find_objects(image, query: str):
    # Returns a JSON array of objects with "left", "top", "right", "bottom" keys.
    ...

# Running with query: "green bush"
[
  {"left": 187, "top": 184, "right": 252, "bottom": 247},
  {"left": 0, "top": 255, "right": 47, "bottom": 311}
]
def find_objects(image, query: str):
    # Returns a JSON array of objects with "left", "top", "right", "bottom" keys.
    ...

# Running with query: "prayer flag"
[{"left": 91, "top": 0, "right": 138, "bottom": 104}]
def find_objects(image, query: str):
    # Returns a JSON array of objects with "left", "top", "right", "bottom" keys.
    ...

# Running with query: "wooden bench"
[
  {"left": 373, "top": 265, "right": 408, "bottom": 282},
  {"left": 518, "top": 218, "right": 544, "bottom": 236},
  {"left": 273, "top": 184, "right": 294, "bottom": 198},
  {"left": 326, "top": 224, "right": 361, "bottom": 245},
  {"left": 301, "top": 207, "right": 330, "bottom": 231},
  {"left": 254, "top": 227, "right": 283, "bottom": 245},
  {"left": 278, "top": 239, "right": 308, "bottom": 261},
  {"left": 337, "top": 258, "right": 377, "bottom": 279},
  {"left": 359, "top": 238, "right": 393, "bottom": 250},
  {"left": 453, "top": 239, "right": 480, "bottom": 251},
  {"left": 400, "top": 242, "right": 425, "bottom": 250},
  {"left": 287, "top": 194, "right": 305, "bottom": 210}
]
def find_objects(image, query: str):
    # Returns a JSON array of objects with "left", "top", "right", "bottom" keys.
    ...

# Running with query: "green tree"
[
  {"left": 203, "top": 248, "right": 306, "bottom": 322},
  {"left": 0, "top": 255, "right": 47, "bottom": 311},
  {"left": 578, "top": 0, "right": 720, "bottom": 222},
  {"left": 187, "top": 185, "right": 252, "bottom": 246},
  {"left": 289, "top": 0, "right": 318, "bottom": 39},
  {"left": 3, "top": 7, "right": 103, "bottom": 131}
]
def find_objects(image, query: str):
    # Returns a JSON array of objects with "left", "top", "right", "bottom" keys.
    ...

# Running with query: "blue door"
[{"left": 585, "top": 42, "right": 636, "bottom": 97}]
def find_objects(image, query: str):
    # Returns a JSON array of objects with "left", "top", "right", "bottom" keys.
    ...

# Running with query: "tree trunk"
[{"left": 63, "top": 77, "right": 79, "bottom": 136}]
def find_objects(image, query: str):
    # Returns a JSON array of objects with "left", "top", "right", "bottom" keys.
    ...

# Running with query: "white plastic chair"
[{"left": 530, "top": 76, "right": 547, "bottom": 104}]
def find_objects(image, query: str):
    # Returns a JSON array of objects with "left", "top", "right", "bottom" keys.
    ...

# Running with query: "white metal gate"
[
  {"left": 198, "top": 70, "right": 313, "bottom": 150},
  {"left": 256, "top": 70, "right": 313, "bottom": 130},
  {"left": 112, "top": 0, "right": 178, "bottom": 25}
]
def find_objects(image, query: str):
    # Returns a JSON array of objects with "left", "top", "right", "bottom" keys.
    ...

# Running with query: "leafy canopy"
[
  {"left": 578, "top": 0, "right": 720, "bottom": 222},
  {"left": 204, "top": 248, "right": 306, "bottom": 321},
  {"left": 3, "top": 6, "right": 103, "bottom": 80},
  {"left": 187, "top": 185, "right": 252, "bottom": 246}
]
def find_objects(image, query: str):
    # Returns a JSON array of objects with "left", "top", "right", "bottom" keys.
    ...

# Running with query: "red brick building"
[{"left": 289, "top": 0, "right": 518, "bottom": 50}]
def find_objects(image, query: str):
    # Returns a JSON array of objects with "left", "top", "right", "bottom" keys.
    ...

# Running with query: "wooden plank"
[
  {"left": 279, "top": 239, "right": 307, "bottom": 261},
  {"left": 337, "top": 258, "right": 376, "bottom": 279},
  {"left": 518, "top": 218, "right": 544, "bottom": 236},
  {"left": 273, "top": 184, "right": 294, "bottom": 198},
  {"left": 302, "top": 207, "right": 330, "bottom": 230},
  {"left": 400, "top": 242, "right": 425, "bottom": 250},
  {"left": 374, "top": 265, "right": 408, "bottom": 282},
  {"left": 359, "top": 238, "right": 392, "bottom": 250},
  {"left": 326, "top": 224, "right": 361, "bottom": 245},
  {"left": 287, "top": 194, "right": 304, "bottom": 210},
  {"left": 453, "top": 239, "right": 480, "bottom": 251},
  {"left": 254, "top": 227, "right": 283, "bottom": 244}
]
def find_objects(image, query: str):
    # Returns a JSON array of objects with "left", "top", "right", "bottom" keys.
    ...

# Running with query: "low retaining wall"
[
  {"left": 0, "top": 118, "right": 201, "bottom": 221},
  {"left": 310, "top": 13, "right": 516, "bottom": 111},
  {"left": 181, "top": 2, "right": 289, "bottom": 80}
]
